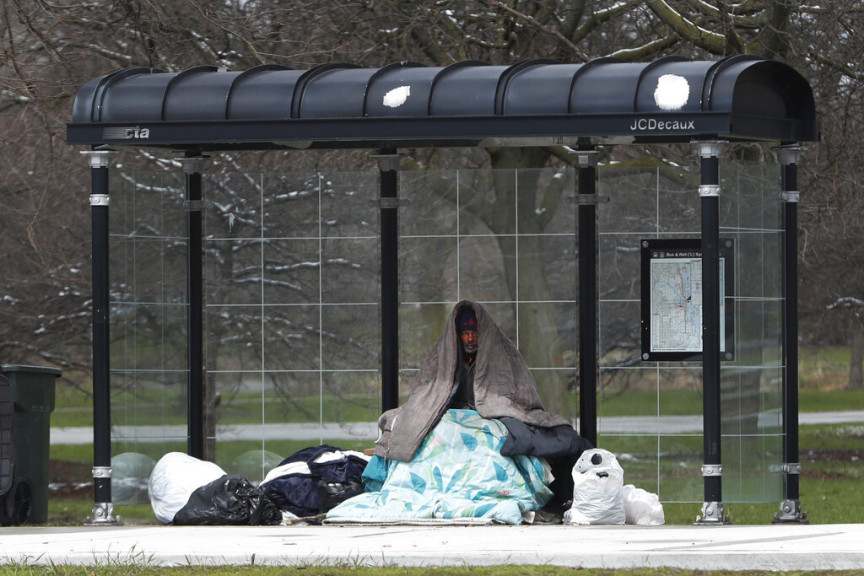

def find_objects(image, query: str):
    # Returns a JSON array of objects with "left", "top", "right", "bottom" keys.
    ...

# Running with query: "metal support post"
[
  {"left": 774, "top": 144, "right": 808, "bottom": 524},
  {"left": 694, "top": 141, "right": 730, "bottom": 525},
  {"left": 83, "top": 150, "right": 122, "bottom": 526},
  {"left": 577, "top": 151, "right": 599, "bottom": 448},
  {"left": 180, "top": 155, "right": 207, "bottom": 460},
  {"left": 377, "top": 150, "right": 401, "bottom": 412}
]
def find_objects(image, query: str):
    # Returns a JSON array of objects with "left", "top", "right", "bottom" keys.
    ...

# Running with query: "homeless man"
[{"left": 326, "top": 300, "right": 591, "bottom": 524}]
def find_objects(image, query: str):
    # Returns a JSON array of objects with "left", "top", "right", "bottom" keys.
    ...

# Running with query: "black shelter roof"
[{"left": 66, "top": 55, "right": 818, "bottom": 151}]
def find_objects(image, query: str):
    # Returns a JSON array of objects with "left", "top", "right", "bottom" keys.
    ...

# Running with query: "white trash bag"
[
  {"left": 564, "top": 448, "right": 625, "bottom": 525},
  {"left": 148, "top": 452, "right": 227, "bottom": 524},
  {"left": 622, "top": 484, "right": 665, "bottom": 525}
]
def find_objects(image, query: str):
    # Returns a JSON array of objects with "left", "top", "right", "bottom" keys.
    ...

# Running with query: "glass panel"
[
  {"left": 459, "top": 169, "right": 515, "bottom": 236},
  {"left": 519, "top": 167, "right": 575, "bottom": 235},
  {"left": 320, "top": 172, "right": 378, "bottom": 238},
  {"left": 597, "top": 161, "right": 784, "bottom": 504},
  {"left": 520, "top": 302, "right": 578, "bottom": 420},
  {"left": 261, "top": 239, "right": 320, "bottom": 305},
  {"left": 200, "top": 170, "right": 383, "bottom": 471},
  {"left": 111, "top": 369, "right": 187, "bottom": 431},
  {"left": 109, "top": 169, "right": 189, "bottom": 482},
  {"left": 518, "top": 234, "right": 576, "bottom": 302},
  {"left": 517, "top": 302, "right": 577, "bottom": 368},
  {"left": 721, "top": 433, "right": 783, "bottom": 502},
  {"left": 399, "top": 170, "right": 459, "bottom": 237},
  {"left": 399, "top": 303, "right": 453, "bottom": 369},
  {"left": 205, "top": 239, "right": 263, "bottom": 305},
  {"left": 102, "top": 167, "right": 554, "bottom": 493},
  {"left": 263, "top": 173, "right": 324, "bottom": 239},
  {"left": 203, "top": 172, "right": 263, "bottom": 239},
  {"left": 657, "top": 435, "right": 704, "bottom": 502},
  {"left": 108, "top": 161, "right": 787, "bottom": 508},
  {"left": 321, "top": 304, "right": 379, "bottom": 371},
  {"left": 599, "top": 167, "right": 661, "bottom": 234},
  {"left": 532, "top": 369, "right": 578, "bottom": 421},
  {"left": 322, "top": 370, "right": 381, "bottom": 426},
  {"left": 598, "top": 300, "right": 641, "bottom": 366},
  {"left": 206, "top": 305, "right": 263, "bottom": 372},
  {"left": 260, "top": 305, "right": 321, "bottom": 371},
  {"left": 459, "top": 235, "right": 514, "bottom": 302},
  {"left": 399, "top": 237, "right": 458, "bottom": 302},
  {"left": 478, "top": 302, "right": 518, "bottom": 339},
  {"left": 398, "top": 167, "right": 578, "bottom": 416},
  {"left": 322, "top": 238, "right": 378, "bottom": 303},
  {"left": 110, "top": 303, "right": 186, "bottom": 371}
]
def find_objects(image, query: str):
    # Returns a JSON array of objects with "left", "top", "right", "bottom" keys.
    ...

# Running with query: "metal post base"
[
  {"left": 84, "top": 502, "right": 123, "bottom": 526},
  {"left": 773, "top": 499, "right": 809, "bottom": 524},
  {"left": 695, "top": 501, "right": 731, "bottom": 525}
]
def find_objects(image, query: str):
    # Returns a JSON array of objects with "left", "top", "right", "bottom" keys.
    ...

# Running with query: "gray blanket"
[{"left": 374, "top": 301, "right": 570, "bottom": 462}]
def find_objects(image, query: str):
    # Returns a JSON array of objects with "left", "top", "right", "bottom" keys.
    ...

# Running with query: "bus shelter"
[{"left": 67, "top": 55, "right": 818, "bottom": 525}]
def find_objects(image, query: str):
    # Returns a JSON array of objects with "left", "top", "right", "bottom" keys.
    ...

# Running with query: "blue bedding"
[{"left": 325, "top": 409, "right": 553, "bottom": 525}]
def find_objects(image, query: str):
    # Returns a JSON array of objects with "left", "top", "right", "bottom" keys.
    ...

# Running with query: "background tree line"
[{"left": 1, "top": 0, "right": 862, "bottom": 391}]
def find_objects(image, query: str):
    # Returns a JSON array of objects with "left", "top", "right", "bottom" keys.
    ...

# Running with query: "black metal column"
[
  {"left": 695, "top": 141, "right": 729, "bottom": 524},
  {"left": 774, "top": 145, "right": 808, "bottom": 523},
  {"left": 378, "top": 151, "right": 400, "bottom": 412},
  {"left": 182, "top": 156, "right": 206, "bottom": 459},
  {"left": 84, "top": 150, "right": 122, "bottom": 526},
  {"left": 577, "top": 151, "right": 599, "bottom": 448}
]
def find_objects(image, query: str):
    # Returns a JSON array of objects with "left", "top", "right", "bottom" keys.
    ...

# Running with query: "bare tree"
[{"left": 2, "top": 0, "right": 863, "bottom": 401}]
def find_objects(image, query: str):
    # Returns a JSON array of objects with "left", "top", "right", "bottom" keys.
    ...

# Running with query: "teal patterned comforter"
[{"left": 325, "top": 409, "right": 553, "bottom": 525}]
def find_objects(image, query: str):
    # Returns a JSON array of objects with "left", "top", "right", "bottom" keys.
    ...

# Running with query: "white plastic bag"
[
  {"left": 148, "top": 452, "right": 227, "bottom": 524},
  {"left": 564, "top": 448, "right": 625, "bottom": 525},
  {"left": 622, "top": 484, "right": 665, "bottom": 525}
]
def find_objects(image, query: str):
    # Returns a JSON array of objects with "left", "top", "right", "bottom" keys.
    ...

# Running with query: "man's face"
[{"left": 459, "top": 330, "right": 478, "bottom": 355}]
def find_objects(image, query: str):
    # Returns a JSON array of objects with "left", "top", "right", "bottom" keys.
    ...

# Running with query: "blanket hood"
[{"left": 374, "top": 300, "right": 570, "bottom": 462}]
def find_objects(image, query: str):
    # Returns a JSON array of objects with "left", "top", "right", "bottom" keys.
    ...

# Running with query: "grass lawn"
[{"left": 4, "top": 567, "right": 862, "bottom": 576}]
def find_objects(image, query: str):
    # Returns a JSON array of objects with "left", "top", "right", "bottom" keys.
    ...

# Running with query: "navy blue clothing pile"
[{"left": 260, "top": 445, "right": 369, "bottom": 517}]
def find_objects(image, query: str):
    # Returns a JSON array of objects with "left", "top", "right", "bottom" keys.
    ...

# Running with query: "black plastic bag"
[
  {"left": 317, "top": 478, "right": 364, "bottom": 511},
  {"left": 173, "top": 474, "right": 282, "bottom": 525}
]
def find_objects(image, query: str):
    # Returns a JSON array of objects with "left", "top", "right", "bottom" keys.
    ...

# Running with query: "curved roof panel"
[{"left": 67, "top": 56, "right": 818, "bottom": 151}]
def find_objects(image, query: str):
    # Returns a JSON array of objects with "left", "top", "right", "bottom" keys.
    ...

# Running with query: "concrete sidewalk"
[{"left": 1, "top": 523, "right": 863, "bottom": 570}]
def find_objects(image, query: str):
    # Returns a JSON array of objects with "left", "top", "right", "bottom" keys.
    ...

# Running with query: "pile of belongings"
[
  {"left": 148, "top": 446, "right": 369, "bottom": 525},
  {"left": 260, "top": 445, "right": 369, "bottom": 520},
  {"left": 327, "top": 301, "right": 592, "bottom": 525},
  {"left": 148, "top": 301, "right": 606, "bottom": 526},
  {"left": 326, "top": 409, "right": 553, "bottom": 525},
  {"left": 148, "top": 452, "right": 281, "bottom": 525},
  {"left": 563, "top": 448, "right": 665, "bottom": 525}
]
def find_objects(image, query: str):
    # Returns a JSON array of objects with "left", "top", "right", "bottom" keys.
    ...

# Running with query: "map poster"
[{"left": 640, "top": 238, "right": 735, "bottom": 362}]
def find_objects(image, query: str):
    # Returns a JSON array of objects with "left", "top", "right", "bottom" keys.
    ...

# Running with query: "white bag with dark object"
[
  {"left": 148, "top": 452, "right": 227, "bottom": 524},
  {"left": 564, "top": 448, "right": 625, "bottom": 525},
  {"left": 622, "top": 484, "right": 665, "bottom": 525}
]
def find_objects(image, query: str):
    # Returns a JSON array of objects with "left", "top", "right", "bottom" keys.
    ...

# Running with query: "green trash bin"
[{"left": 0, "top": 364, "right": 60, "bottom": 525}]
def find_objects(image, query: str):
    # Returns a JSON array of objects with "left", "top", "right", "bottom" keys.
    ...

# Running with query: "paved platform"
[{"left": 2, "top": 522, "right": 863, "bottom": 570}]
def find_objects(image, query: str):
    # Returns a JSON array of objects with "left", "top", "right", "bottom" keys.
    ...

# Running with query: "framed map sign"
[{"left": 640, "top": 238, "right": 735, "bottom": 362}]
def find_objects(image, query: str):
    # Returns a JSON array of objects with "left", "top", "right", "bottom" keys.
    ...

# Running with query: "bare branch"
[
  {"left": 487, "top": 0, "right": 590, "bottom": 62},
  {"left": 607, "top": 34, "right": 679, "bottom": 61},
  {"left": 644, "top": 0, "right": 733, "bottom": 54}
]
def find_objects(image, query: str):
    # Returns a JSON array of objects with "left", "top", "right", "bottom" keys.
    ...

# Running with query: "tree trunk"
[
  {"left": 849, "top": 329, "right": 864, "bottom": 391},
  {"left": 486, "top": 148, "right": 574, "bottom": 419}
]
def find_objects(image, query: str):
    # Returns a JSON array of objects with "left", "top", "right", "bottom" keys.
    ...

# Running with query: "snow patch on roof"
[
  {"left": 654, "top": 74, "right": 690, "bottom": 111},
  {"left": 383, "top": 85, "right": 411, "bottom": 108}
]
